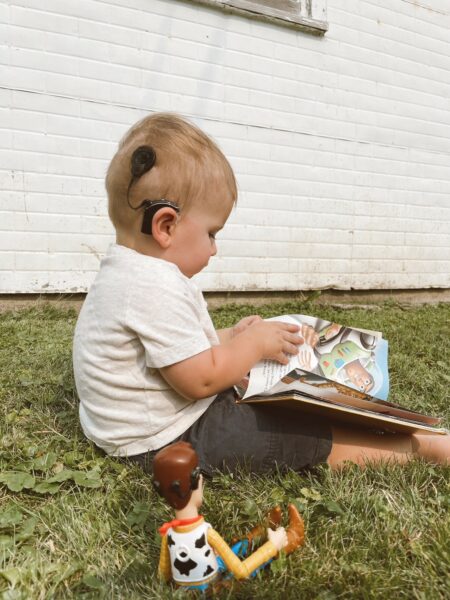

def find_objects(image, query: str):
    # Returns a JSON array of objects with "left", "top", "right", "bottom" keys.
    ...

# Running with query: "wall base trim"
[{"left": 0, "top": 288, "right": 449, "bottom": 313}]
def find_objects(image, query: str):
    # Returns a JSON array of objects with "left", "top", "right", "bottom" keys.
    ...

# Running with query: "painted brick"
[{"left": 1, "top": 0, "right": 450, "bottom": 292}]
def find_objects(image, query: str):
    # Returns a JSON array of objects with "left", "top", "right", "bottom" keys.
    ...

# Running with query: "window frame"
[{"left": 185, "top": 0, "right": 328, "bottom": 34}]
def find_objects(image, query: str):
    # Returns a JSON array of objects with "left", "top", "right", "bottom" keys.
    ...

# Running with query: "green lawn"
[{"left": 0, "top": 301, "right": 449, "bottom": 599}]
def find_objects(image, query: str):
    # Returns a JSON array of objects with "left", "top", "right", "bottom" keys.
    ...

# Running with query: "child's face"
[{"left": 169, "top": 202, "right": 232, "bottom": 278}]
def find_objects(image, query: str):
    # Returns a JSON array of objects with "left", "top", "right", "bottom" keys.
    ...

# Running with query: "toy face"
[{"left": 344, "top": 360, "right": 374, "bottom": 393}]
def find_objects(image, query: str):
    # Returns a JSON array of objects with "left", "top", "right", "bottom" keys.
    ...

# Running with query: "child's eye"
[{"left": 209, "top": 233, "right": 216, "bottom": 240}]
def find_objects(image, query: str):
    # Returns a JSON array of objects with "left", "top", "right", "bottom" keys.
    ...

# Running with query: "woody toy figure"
[{"left": 153, "top": 441, "right": 305, "bottom": 591}]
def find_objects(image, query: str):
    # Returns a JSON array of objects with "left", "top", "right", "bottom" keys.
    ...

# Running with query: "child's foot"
[
  {"left": 412, "top": 433, "right": 450, "bottom": 465},
  {"left": 284, "top": 504, "right": 305, "bottom": 555}
]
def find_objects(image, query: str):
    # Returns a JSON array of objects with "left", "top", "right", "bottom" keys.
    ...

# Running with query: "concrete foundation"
[{"left": 0, "top": 289, "right": 449, "bottom": 313}]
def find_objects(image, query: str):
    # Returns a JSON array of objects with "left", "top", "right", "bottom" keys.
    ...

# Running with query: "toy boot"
[
  {"left": 284, "top": 503, "right": 305, "bottom": 555},
  {"left": 233, "top": 505, "right": 283, "bottom": 546}
]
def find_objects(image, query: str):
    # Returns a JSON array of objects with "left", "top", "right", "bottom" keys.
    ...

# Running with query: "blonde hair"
[{"left": 106, "top": 113, "right": 237, "bottom": 232}]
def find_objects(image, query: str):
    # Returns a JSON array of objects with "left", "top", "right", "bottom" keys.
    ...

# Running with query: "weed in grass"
[{"left": 0, "top": 303, "right": 449, "bottom": 598}]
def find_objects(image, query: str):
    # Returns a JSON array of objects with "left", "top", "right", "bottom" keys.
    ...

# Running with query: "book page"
[
  {"left": 241, "top": 314, "right": 389, "bottom": 401},
  {"left": 242, "top": 317, "right": 300, "bottom": 398}
]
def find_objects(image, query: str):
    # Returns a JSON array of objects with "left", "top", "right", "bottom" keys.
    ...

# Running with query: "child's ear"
[{"left": 151, "top": 208, "right": 179, "bottom": 248}]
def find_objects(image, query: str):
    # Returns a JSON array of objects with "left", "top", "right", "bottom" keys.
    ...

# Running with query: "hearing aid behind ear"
[
  {"left": 140, "top": 199, "right": 180, "bottom": 235},
  {"left": 127, "top": 145, "right": 180, "bottom": 235}
]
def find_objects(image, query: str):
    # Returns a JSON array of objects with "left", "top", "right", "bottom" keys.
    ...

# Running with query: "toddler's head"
[{"left": 106, "top": 113, "right": 237, "bottom": 241}]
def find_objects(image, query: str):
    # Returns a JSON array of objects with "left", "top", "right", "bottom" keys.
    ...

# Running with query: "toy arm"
[
  {"left": 207, "top": 528, "right": 278, "bottom": 581},
  {"left": 158, "top": 535, "right": 172, "bottom": 582},
  {"left": 317, "top": 322, "right": 342, "bottom": 342}
]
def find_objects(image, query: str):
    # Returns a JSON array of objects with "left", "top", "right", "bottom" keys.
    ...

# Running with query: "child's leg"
[
  {"left": 180, "top": 389, "right": 332, "bottom": 476},
  {"left": 411, "top": 432, "right": 450, "bottom": 464},
  {"left": 327, "top": 425, "right": 450, "bottom": 468},
  {"left": 125, "top": 391, "right": 449, "bottom": 475}
]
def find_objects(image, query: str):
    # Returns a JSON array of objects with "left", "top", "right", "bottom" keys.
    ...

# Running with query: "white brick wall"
[{"left": 1, "top": 0, "right": 449, "bottom": 292}]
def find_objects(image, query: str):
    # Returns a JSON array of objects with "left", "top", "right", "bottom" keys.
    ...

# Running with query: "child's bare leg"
[
  {"left": 411, "top": 432, "right": 450, "bottom": 465},
  {"left": 327, "top": 425, "right": 450, "bottom": 469}
]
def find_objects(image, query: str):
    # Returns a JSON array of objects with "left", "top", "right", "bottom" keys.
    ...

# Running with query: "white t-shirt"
[{"left": 73, "top": 243, "right": 218, "bottom": 456}]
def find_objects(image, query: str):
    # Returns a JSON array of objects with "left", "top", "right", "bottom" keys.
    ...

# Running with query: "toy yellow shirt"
[{"left": 158, "top": 516, "right": 278, "bottom": 586}]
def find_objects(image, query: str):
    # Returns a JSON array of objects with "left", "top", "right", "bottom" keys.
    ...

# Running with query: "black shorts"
[{"left": 127, "top": 388, "right": 333, "bottom": 477}]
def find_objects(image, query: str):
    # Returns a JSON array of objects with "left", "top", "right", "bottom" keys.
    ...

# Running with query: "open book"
[{"left": 235, "top": 315, "right": 447, "bottom": 436}]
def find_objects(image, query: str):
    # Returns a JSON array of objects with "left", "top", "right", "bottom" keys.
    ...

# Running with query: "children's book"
[{"left": 235, "top": 315, "right": 447, "bottom": 436}]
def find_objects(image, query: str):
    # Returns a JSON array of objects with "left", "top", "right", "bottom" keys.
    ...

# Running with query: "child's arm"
[{"left": 160, "top": 320, "right": 302, "bottom": 400}]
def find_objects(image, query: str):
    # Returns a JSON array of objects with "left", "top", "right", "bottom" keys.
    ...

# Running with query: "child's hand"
[
  {"left": 248, "top": 321, "right": 303, "bottom": 365},
  {"left": 161, "top": 321, "right": 301, "bottom": 399},
  {"left": 231, "top": 315, "right": 262, "bottom": 338}
]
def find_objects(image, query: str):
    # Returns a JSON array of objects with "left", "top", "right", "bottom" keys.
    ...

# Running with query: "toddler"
[{"left": 73, "top": 113, "right": 449, "bottom": 474}]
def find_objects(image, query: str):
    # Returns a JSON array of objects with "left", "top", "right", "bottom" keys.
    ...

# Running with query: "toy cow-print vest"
[{"left": 167, "top": 521, "right": 219, "bottom": 584}]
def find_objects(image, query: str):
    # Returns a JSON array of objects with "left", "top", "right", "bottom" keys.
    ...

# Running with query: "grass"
[{"left": 0, "top": 300, "right": 449, "bottom": 599}]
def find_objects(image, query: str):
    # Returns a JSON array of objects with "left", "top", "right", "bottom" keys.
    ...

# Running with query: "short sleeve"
[{"left": 125, "top": 270, "right": 213, "bottom": 369}]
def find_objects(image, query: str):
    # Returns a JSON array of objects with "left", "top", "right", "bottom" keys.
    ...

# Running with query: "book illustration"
[{"left": 241, "top": 315, "right": 389, "bottom": 401}]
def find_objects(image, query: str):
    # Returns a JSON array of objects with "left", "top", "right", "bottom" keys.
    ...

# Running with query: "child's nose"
[{"left": 211, "top": 241, "right": 217, "bottom": 256}]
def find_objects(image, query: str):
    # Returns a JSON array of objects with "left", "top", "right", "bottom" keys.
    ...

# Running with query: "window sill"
[{"left": 186, "top": 0, "right": 328, "bottom": 35}]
